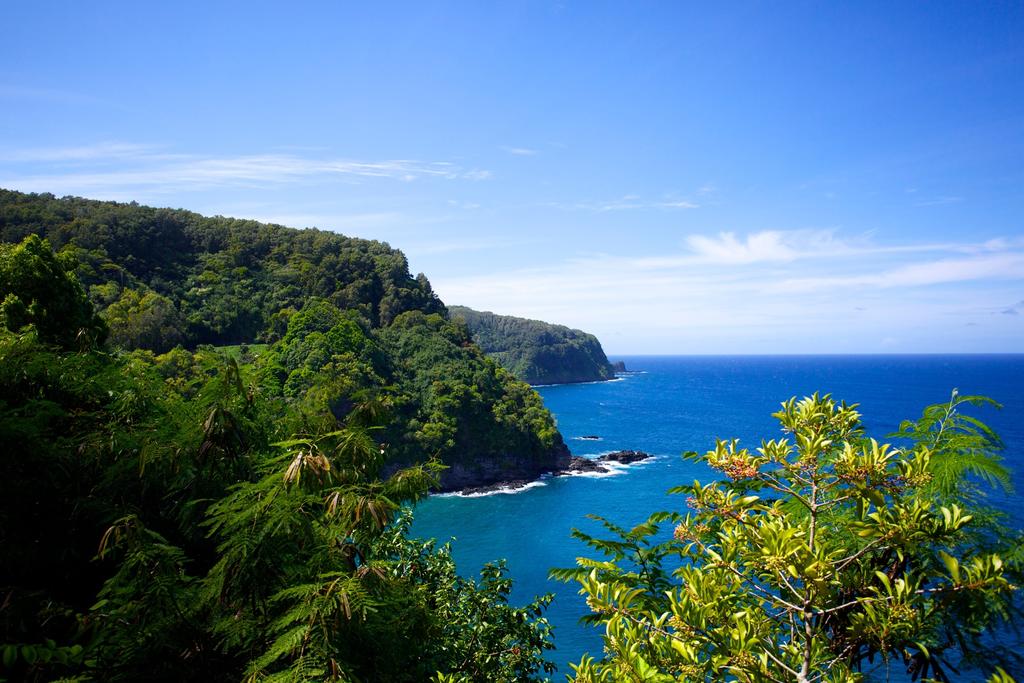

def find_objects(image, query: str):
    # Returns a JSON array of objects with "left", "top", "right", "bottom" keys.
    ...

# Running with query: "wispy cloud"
[
  {"left": 628, "top": 229, "right": 966, "bottom": 269},
  {"left": 0, "top": 85, "right": 107, "bottom": 106},
  {"left": 1001, "top": 300, "right": 1024, "bottom": 315},
  {"left": 246, "top": 211, "right": 407, "bottom": 232},
  {"left": 550, "top": 194, "right": 699, "bottom": 212},
  {"left": 0, "top": 142, "right": 179, "bottom": 163},
  {"left": 770, "top": 252, "right": 1024, "bottom": 292},
  {"left": 914, "top": 195, "right": 964, "bottom": 207},
  {"left": 446, "top": 199, "right": 481, "bottom": 210},
  {"left": 0, "top": 142, "right": 492, "bottom": 196},
  {"left": 686, "top": 231, "right": 803, "bottom": 264},
  {"left": 501, "top": 146, "right": 538, "bottom": 156},
  {"left": 431, "top": 230, "right": 1024, "bottom": 353},
  {"left": 405, "top": 236, "right": 534, "bottom": 256}
]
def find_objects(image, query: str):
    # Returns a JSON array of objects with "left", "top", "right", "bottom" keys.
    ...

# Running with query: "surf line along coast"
[{"left": 451, "top": 450, "right": 653, "bottom": 497}]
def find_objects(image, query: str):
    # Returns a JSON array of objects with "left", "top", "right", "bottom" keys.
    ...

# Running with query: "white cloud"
[
  {"left": 247, "top": 211, "right": 406, "bottom": 231},
  {"left": 405, "top": 237, "right": 533, "bottom": 255},
  {"left": 771, "top": 252, "right": 1024, "bottom": 292},
  {"left": 914, "top": 196, "right": 964, "bottom": 207},
  {"left": 0, "top": 143, "right": 491, "bottom": 196},
  {"left": 622, "top": 229, "right": 958, "bottom": 270},
  {"left": 446, "top": 199, "right": 481, "bottom": 210},
  {"left": 553, "top": 194, "right": 700, "bottom": 212},
  {"left": 0, "top": 142, "right": 168, "bottom": 163},
  {"left": 501, "top": 146, "right": 538, "bottom": 156},
  {"left": 686, "top": 231, "right": 801, "bottom": 264},
  {"left": 0, "top": 85, "right": 106, "bottom": 106},
  {"left": 431, "top": 230, "right": 1024, "bottom": 354}
]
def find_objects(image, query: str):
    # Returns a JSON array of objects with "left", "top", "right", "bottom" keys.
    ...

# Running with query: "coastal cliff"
[{"left": 449, "top": 305, "right": 622, "bottom": 385}]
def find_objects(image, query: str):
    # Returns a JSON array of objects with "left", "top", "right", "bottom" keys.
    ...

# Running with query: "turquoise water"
[{"left": 411, "top": 355, "right": 1024, "bottom": 675}]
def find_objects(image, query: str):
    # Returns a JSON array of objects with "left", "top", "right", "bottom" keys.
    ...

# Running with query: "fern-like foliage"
[
  {"left": 87, "top": 516, "right": 204, "bottom": 681},
  {"left": 892, "top": 389, "right": 1011, "bottom": 504}
]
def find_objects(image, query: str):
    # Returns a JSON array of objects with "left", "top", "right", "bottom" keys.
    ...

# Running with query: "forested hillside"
[
  {"left": 449, "top": 306, "right": 618, "bottom": 385},
  {"left": 0, "top": 232, "right": 556, "bottom": 681},
  {"left": 0, "top": 189, "right": 444, "bottom": 350},
  {"left": 0, "top": 190, "right": 569, "bottom": 490}
]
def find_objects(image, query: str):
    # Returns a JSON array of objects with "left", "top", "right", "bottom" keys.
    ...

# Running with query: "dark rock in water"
[
  {"left": 578, "top": 435, "right": 601, "bottom": 440},
  {"left": 433, "top": 446, "right": 653, "bottom": 495},
  {"left": 562, "top": 456, "right": 608, "bottom": 473},
  {"left": 610, "top": 360, "right": 627, "bottom": 373},
  {"left": 460, "top": 479, "right": 535, "bottom": 496},
  {"left": 598, "top": 450, "right": 652, "bottom": 464}
]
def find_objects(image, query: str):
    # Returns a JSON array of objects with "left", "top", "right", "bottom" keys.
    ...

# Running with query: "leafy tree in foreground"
[
  {"left": 556, "top": 393, "right": 1021, "bottom": 682},
  {"left": 0, "top": 234, "right": 107, "bottom": 348}
]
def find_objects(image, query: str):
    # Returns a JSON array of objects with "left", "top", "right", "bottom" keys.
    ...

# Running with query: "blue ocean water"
[{"left": 411, "top": 355, "right": 1024, "bottom": 676}]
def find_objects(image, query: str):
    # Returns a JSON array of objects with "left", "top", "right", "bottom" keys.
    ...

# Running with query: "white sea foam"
[
  {"left": 559, "top": 453, "right": 665, "bottom": 479},
  {"left": 572, "top": 436, "right": 603, "bottom": 441},
  {"left": 532, "top": 376, "right": 628, "bottom": 388},
  {"left": 435, "top": 480, "right": 548, "bottom": 499},
  {"left": 560, "top": 462, "right": 629, "bottom": 479},
  {"left": 590, "top": 450, "right": 665, "bottom": 463},
  {"left": 435, "top": 455, "right": 665, "bottom": 497}
]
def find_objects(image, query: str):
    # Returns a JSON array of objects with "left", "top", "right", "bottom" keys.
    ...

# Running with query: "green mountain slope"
[
  {"left": 449, "top": 305, "right": 620, "bottom": 385},
  {"left": 0, "top": 189, "right": 569, "bottom": 489},
  {"left": 0, "top": 189, "right": 443, "bottom": 349}
]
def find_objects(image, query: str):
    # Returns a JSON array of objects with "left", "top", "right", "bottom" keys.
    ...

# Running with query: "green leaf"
[{"left": 938, "top": 550, "right": 960, "bottom": 582}]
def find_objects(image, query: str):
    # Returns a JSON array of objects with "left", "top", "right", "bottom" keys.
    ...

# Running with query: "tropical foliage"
[
  {"left": 0, "top": 233, "right": 107, "bottom": 348},
  {"left": 556, "top": 393, "right": 1022, "bottom": 682},
  {"left": 0, "top": 236, "right": 556, "bottom": 682}
]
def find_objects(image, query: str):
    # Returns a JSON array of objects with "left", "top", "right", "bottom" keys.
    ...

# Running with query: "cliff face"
[
  {"left": 436, "top": 438, "right": 572, "bottom": 492},
  {"left": 449, "top": 306, "right": 621, "bottom": 385}
]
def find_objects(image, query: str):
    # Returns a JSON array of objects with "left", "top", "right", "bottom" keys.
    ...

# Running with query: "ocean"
[{"left": 411, "top": 355, "right": 1024, "bottom": 677}]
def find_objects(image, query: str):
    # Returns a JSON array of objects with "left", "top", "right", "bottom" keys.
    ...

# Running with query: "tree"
[
  {"left": 0, "top": 234, "right": 107, "bottom": 348},
  {"left": 556, "top": 393, "right": 1020, "bottom": 682},
  {"left": 102, "top": 287, "right": 185, "bottom": 352}
]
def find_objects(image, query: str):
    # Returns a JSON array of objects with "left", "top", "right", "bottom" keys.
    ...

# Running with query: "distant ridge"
[{"left": 449, "top": 305, "right": 622, "bottom": 385}]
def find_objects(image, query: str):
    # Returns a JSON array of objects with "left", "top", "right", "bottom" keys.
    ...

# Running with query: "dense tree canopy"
[{"left": 0, "top": 189, "right": 443, "bottom": 347}]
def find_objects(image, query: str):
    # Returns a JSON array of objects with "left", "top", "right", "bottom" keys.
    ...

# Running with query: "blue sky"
[{"left": 2, "top": 1, "right": 1022, "bottom": 353}]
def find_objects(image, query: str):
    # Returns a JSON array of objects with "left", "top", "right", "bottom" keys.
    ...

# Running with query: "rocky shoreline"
[{"left": 451, "top": 450, "right": 653, "bottom": 496}]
